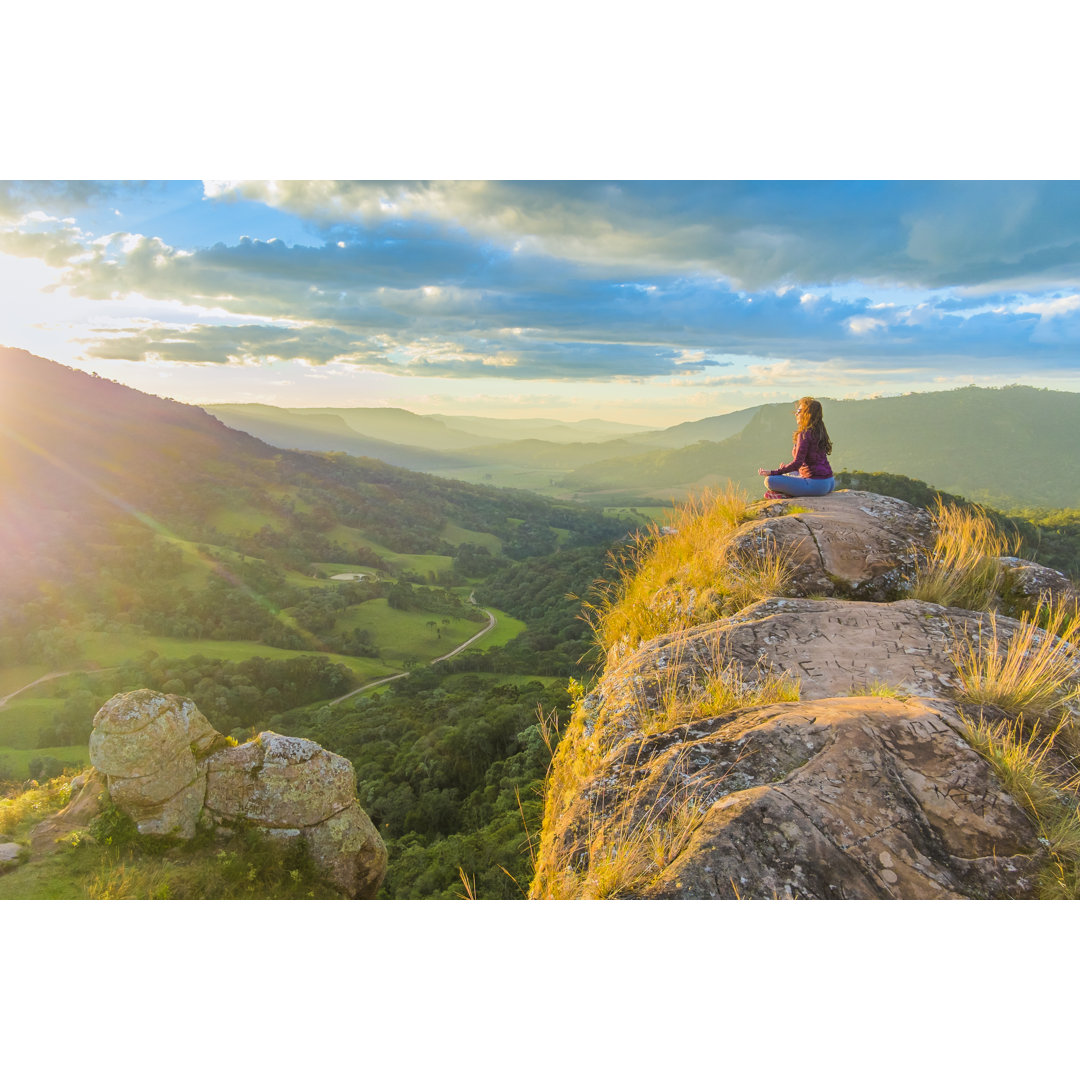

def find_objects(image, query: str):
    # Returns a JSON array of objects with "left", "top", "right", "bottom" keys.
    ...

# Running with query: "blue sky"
[{"left": 3, "top": 179, "right": 1079, "bottom": 425}]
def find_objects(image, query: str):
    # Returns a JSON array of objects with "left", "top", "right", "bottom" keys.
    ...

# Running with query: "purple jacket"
[{"left": 768, "top": 430, "right": 833, "bottom": 479}]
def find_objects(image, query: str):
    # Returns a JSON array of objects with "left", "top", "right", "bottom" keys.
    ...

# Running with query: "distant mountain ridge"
[{"left": 564, "top": 386, "right": 1080, "bottom": 509}]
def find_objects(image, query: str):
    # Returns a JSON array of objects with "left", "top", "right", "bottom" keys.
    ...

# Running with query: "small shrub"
[{"left": 0, "top": 774, "right": 73, "bottom": 835}]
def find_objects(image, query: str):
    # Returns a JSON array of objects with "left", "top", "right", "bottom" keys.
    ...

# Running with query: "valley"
[{"left": 6, "top": 346, "right": 1080, "bottom": 899}]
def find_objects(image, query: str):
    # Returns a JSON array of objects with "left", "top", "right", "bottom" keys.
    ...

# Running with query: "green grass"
[
  {"left": 0, "top": 785, "right": 342, "bottom": 900},
  {"left": 465, "top": 607, "right": 525, "bottom": 650},
  {"left": 383, "top": 552, "right": 456, "bottom": 577},
  {"left": 331, "top": 599, "right": 482, "bottom": 664},
  {"left": 71, "top": 630, "right": 386, "bottom": 680},
  {"left": 207, "top": 504, "right": 288, "bottom": 535},
  {"left": 0, "top": 744, "right": 90, "bottom": 778},
  {"left": 440, "top": 522, "right": 503, "bottom": 554},
  {"left": 0, "top": 698, "right": 64, "bottom": 749}
]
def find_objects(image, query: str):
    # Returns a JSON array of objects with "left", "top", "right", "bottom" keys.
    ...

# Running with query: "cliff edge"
[{"left": 531, "top": 490, "right": 1080, "bottom": 899}]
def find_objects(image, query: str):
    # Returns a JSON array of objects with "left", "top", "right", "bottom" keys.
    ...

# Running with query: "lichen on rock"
[{"left": 84, "top": 689, "right": 386, "bottom": 898}]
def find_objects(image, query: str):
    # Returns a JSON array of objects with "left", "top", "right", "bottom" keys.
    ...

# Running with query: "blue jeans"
[{"left": 765, "top": 474, "right": 836, "bottom": 497}]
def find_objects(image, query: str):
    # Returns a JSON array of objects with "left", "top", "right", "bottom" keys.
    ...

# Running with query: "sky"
[{"left": 3, "top": 179, "right": 1080, "bottom": 427}]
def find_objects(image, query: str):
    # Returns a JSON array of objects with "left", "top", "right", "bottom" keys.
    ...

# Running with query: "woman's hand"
[
  {"left": 757, "top": 468, "right": 770, "bottom": 476},
  {"left": 798, "top": 465, "right": 812, "bottom": 478}
]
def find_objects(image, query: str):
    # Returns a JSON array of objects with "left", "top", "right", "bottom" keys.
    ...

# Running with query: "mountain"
[
  {"left": 619, "top": 405, "right": 763, "bottom": 449},
  {"left": 564, "top": 387, "right": 1080, "bottom": 508},
  {"left": 200, "top": 403, "right": 468, "bottom": 470},
  {"left": 429, "top": 413, "right": 656, "bottom": 443},
  {"left": 0, "top": 348, "right": 627, "bottom": 602}
]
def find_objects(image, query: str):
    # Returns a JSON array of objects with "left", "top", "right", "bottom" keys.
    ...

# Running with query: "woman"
[{"left": 757, "top": 397, "right": 835, "bottom": 499}]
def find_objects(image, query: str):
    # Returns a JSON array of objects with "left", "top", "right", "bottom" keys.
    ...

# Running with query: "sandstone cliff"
[{"left": 531, "top": 490, "right": 1080, "bottom": 900}]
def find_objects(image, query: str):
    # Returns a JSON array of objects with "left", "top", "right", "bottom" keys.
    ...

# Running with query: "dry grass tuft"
[
  {"left": 631, "top": 634, "right": 800, "bottom": 735},
  {"left": 909, "top": 499, "right": 1017, "bottom": 611},
  {"left": 951, "top": 600, "right": 1080, "bottom": 718},
  {"left": 962, "top": 713, "right": 1080, "bottom": 899},
  {"left": 585, "top": 484, "right": 790, "bottom": 655},
  {"left": 544, "top": 751, "right": 722, "bottom": 899}
]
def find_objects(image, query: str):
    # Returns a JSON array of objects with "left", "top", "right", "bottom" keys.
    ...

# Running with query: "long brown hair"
[{"left": 794, "top": 397, "right": 832, "bottom": 455}]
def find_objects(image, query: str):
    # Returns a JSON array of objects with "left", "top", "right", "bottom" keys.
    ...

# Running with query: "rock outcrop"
[
  {"left": 532, "top": 490, "right": 1079, "bottom": 900},
  {"left": 730, "top": 491, "right": 934, "bottom": 601},
  {"left": 85, "top": 690, "right": 386, "bottom": 898}
]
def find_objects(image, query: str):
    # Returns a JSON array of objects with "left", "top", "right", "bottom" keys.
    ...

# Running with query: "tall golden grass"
[
  {"left": 909, "top": 499, "right": 1018, "bottom": 610},
  {"left": 585, "top": 484, "right": 788, "bottom": 655},
  {"left": 963, "top": 714, "right": 1080, "bottom": 899},
  {"left": 542, "top": 749, "right": 722, "bottom": 899},
  {"left": 951, "top": 600, "right": 1080, "bottom": 718}
]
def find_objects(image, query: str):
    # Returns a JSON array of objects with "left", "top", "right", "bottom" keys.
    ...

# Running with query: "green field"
[
  {"left": 0, "top": 664, "right": 56, "bottom": 699},
  {"left": 326, "top": 523, "right": 397, "bottom": 558},
  {"left": 332, "top": 599, "right": 483, "bottom": 664},
  {"left": 208, "top": 504, "right": 288, "bottom": 535},
  {"left": 0, "top": 743, "right": 89, "bottom": 776},
  {"left": 68, "top": 630, "right": 392, "bottom": 681},
  {"left": 440, "top": 521, "right": 503, "bottom": 553},
  {"left": 0, "top": 627, "right": 399, "bottom": 777},
  {"left": 467, "top": 607, "right": 526, "bottom": 651},
  {"left": 603, "top": 505, "right": 676, "bottom": 525}
]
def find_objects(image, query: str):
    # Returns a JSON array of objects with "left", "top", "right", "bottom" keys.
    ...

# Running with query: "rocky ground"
[{"left": 532, "top": 490, "right": 1080, "bottom": 900}]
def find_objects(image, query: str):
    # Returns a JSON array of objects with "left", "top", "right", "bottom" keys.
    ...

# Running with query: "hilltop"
[{"left": 530, "top": 487, "right": 1080, "bottom": 899}]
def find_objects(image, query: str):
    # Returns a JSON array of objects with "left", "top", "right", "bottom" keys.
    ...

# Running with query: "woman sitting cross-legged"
[{"left": 757, "top": 397, "right": 835, "bottom": 500}]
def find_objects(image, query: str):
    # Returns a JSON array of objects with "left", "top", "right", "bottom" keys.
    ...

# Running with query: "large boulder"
[
  {"left": 204, "top": 731, "right": 387, "bottom": 899},
  {"left": 0, "top": 841, "right": 25, "bottom": 873},
  {"left": 533, "top": 593, "right": 1077, "bottom": 899},
  {"left": 584, "top": 597, "right": 1000, "bottom": 754},
  {"left": 537, "top": 695, "right": 1044, "bottom": 900},
  {"left": 88, "top": 691, "right": 221, "bottom": 838},
  {"left": 305, "top": 803, "right": 388, "bottom": 900},
  {"left": 204, "top": 732, "right": 356, "bottom": 828},
  {"left": 80, "top": 692, "right": 387, "bottom": 897},
  {"left": 731, "top": 490, "right": 934, "bottom": 601}
]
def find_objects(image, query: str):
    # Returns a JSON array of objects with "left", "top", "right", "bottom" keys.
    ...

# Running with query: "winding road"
[
  {"left": 0, "top": 669, "right": 118, "bottom": 709},
  {"left": 327, "top": 608, "right": 498, "bottom": 706},
  {"left": 0, "top": 611, "right": 499, "bottom": 713}
]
